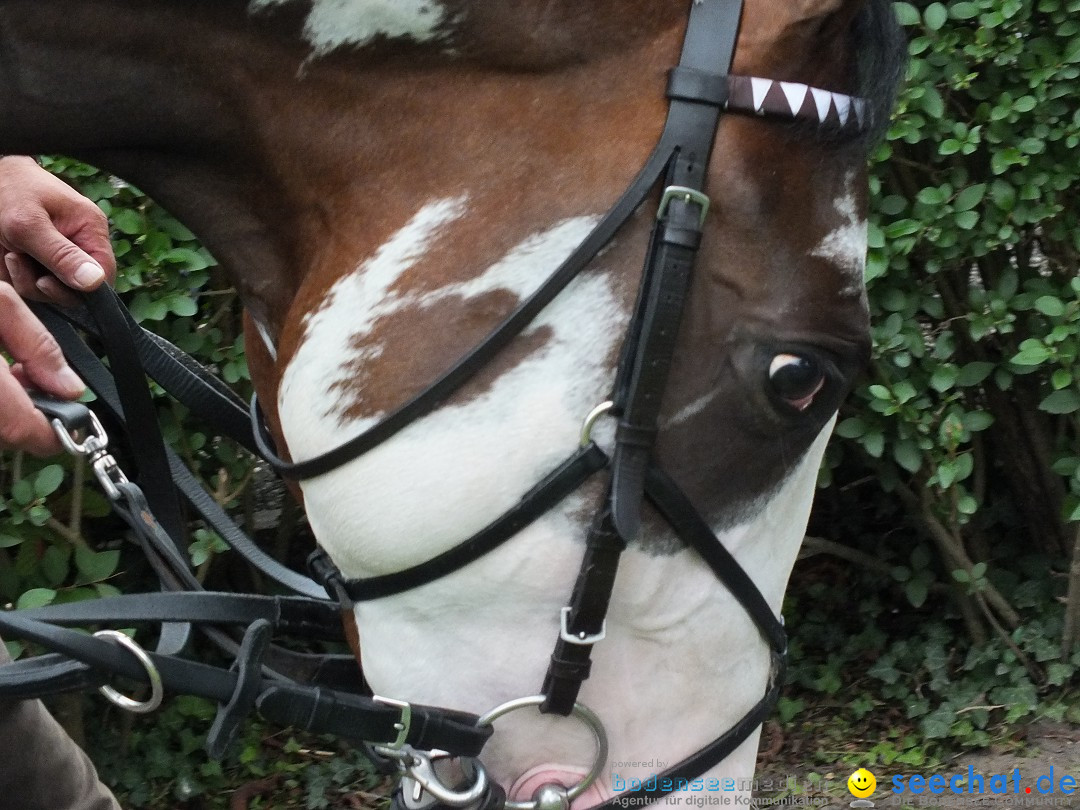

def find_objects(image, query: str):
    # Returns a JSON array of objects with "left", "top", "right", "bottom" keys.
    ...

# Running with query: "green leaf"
[
  {"left": 74, "top": 547, "right": 121, "bottom": 584},
  {"left": 894, "top": 440, "right": 923, "bottom": 473},
  {"left": 0, "top": 533, "right": 23, "bottom": 549},
  {"left": 957, "top": 362, "right": 994, "bottom": 386},
  {"left": 1039, "top": 389, "right": 1080, "bottom": 414},
  {"left": 924, "top": 3, "right": 948, "bottom": 30},
  {"left": 955, "top": 210, "right": 979, "bottom": 230},
  {"left": 1011, "top": 341, "right": 1051, "bottom": 366},
  {"left": 893, "top": 1, "right": 921, "bottom": 26},
  {"left": 836, "top": 417, "right": 866, "bottom": 439},
  {"left": 961, "top": 411, "right": 994, "bottom": 432},
  {"left": 954, "top": 184, "right": 987, "bottom": 212},
  {"left": 16, "top": 588, "right": 58, "bottom": 610},
  {"left": 949, "top": 1, "right": 980, "bottom": 19},
  {"left": 930, "top": 365, "right": 958, "bottom": 393},
  {"left": 111, "top": 208, "right": 144, "bottom": 235},
  {"left": 1034, "top": 295, "right": 1066, "bottom": 316},
  {"left": 33, "top": 465, "right": 65, "bottom": 499},
  {"left": 167, "top": 294, "right": 199, "bottom": 317},
  {"left": 11, "top": 479, "right": 34, "bottom": 506}
]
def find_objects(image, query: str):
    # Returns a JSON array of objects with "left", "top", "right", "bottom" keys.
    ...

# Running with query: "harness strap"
[
  {"left": 593, "top": 654, "right": 786, "bottom": 810},
  {"left": 34, "top": 302, "right": 328, "bottom": 600},
  {"left": 540, "top": 503, "right": 624, "bottom": 716},
  {"left": 644, "top": 465, "right": 787, "bottom": 654},
  {"left": 251, "top": 141, "right": 676, "bottom": 480},
  {"left": 0, "top": 610, "right": 492, "bottom": 756},
  {"left": 609, "top": 0, "right": 744, "bottom": 543},
  {"left": 319, "top": 443, "right": 608, "bottom": 602},
  {"left": 33, "top": 298, "right": 258, "bottom": 454}
]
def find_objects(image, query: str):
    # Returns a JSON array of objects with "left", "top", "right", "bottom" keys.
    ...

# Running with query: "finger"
[
  {"left": 0, "top": 283, "right": 84, "bottom": 399},
  {"left": 0, "top": 364, "right": 64, "bottom": 456},
  {"left": 1, "top": 207, "right": 106, "bottom": 291},
  {"left": 4, "top": 252, "right": 47, "bottom": 302},
  {"left": 35, "top": 274, "right": 82, "bottom": 309}
]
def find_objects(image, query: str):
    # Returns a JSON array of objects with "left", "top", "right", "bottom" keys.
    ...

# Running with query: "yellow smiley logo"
[{"left": 848, "top": 768, "right": 877, "bottom": 798}]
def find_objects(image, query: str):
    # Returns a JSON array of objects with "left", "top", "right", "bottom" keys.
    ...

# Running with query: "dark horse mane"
[{"left": 855, "top": 0, "right": 908, "bottom": 143}]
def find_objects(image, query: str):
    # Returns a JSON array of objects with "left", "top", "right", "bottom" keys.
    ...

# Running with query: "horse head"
[{"left": 0, "top": 0, "right": 904, "bottom": 805}]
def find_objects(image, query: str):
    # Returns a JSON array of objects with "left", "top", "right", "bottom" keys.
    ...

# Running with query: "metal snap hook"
[
  {"left": 476, "top": 695, "right": 609, "bottom": 810},
  {"left": 381, "top": 747, "right": 491, "bottom": 809},
  {"left": 93, "top": 630, "right": 164, "bottom": 714}
]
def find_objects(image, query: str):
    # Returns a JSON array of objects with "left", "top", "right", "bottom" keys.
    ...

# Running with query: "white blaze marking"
[
  {"left": 811, "top": 171, "right": 867, "bottom": 294},
  {"left": 248, "top": 0, "right": 447, "bottom": 54}
]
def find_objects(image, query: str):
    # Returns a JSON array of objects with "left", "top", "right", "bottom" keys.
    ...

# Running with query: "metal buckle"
[
  {"left": 559, "top": 607, "right": 606, "bottom": 646},
  {"left": 48, "top": 410, "right": 130, "bottom": 501},
  {"left": 657, "top": 185, "right": 710, "bottom": 228},
  {"left": 372, "top": 695, "right": 413, "bottom": 750},
  {"left": 93, "top": 630, "right": 164, "bottom": 714}
]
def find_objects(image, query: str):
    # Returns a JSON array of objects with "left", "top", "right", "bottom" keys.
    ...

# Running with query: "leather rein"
[{"left": 0, "top": 2, "right": 871, "bottom": 808}]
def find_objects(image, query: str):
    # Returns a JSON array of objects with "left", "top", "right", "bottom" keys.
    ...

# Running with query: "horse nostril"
[{"left": 768, "top": 353, "right": 825, "bottom": 411}]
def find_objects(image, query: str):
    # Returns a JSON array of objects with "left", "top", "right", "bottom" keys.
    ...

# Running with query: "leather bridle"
[{"left": 0, "top": 1, "right": 872, "bottom": 808}]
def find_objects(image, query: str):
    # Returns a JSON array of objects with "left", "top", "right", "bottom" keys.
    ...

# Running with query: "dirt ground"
[{"left": 753, "top": 722, "right": 1080, "bottom": 810}]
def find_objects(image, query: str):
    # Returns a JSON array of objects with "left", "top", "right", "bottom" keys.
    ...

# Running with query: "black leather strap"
[
  {"left": 14, "top": 592, "right": 346, "bottom": 642},
  {"left": 592, "top": 653, "right": 786, "bottom": 810},
  {"left": 609, "top": 0, "right": 744, "bottom": 543},
  {"left": 34, "top": 307, "right": 328, "bottom": 600},
  {"left": 332, "top": 444, "right": 609, "bottom": 602},
  {"left": 645, "top": 464, "right": 787, "bottom": 654},
  {"left": 0, "top": 608, "right": 491, "bottom": 757},
  {"left": 251, "top": 141, "right": 677, "bottom": 480},
  {"left": 540, "top": 504, "right": 624, "bottom": 715},
  {"left": 665, "top": 67, "right": 730, "bottom": 107}
]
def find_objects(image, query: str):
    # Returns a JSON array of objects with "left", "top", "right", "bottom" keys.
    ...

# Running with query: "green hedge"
[{"left": 1, "top": 0, "right": 1078, "bottom": 793}]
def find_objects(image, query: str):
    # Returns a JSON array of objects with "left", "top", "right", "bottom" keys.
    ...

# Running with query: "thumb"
[{"left": 5, "top": 211, "right": 107, "bottom": 291}]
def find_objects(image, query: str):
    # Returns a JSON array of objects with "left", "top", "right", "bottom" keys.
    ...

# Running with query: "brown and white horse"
[{"left": 0, "top": 0, "right": 903, "bottom": 804}]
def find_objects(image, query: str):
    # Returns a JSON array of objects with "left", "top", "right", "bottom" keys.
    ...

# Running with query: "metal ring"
[
  {"left": 477, "top": 695, "right": 608, "bottom": 810},
  {"left": 579, "top": 401, "right": 615, "bottom": 448},
  {"left": 93, "top": 630, "right": 164, "bottom": 714}
]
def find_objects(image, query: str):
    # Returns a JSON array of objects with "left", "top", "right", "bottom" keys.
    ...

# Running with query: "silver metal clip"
[
  {"left": 378, "top": 745, "right": 490, "bottom": 809},
  {"left": 49, "top": 410, "right": 129, "bottom": 500}
]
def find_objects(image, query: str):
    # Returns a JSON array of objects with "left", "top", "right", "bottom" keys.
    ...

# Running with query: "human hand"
[
  {"left": 0, "top": 282, "right": 86, "bottom": 454},
  {"left": 0, "top": 156, "right": 114, "bottom": 455},
  {"left": 0, "top": 156, "right": 116, "bottom": 306}
]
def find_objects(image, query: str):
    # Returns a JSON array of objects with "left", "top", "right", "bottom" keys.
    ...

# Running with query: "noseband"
[
  {"left": 252, "top": 1, "right": 871, "bottom": 807},
  {"left": 0, "top": 1, "right": 873, "bottom": 808}
]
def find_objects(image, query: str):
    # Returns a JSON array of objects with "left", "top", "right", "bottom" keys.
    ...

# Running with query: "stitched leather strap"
[{"left": 609, "top": 0, "right": 744, "bottom": 543}]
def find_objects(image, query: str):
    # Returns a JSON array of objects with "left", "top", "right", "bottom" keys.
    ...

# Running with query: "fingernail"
[
  {"left": 73, "top": 261, "right": 105, "bottom": 289},
  {"left": 57, "top": 366, "right": 85, "bottom": 394}
]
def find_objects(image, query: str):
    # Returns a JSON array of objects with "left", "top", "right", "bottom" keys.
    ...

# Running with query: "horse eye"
[{"left": 768, "top": 353, "right": 825, "bottom": 411}]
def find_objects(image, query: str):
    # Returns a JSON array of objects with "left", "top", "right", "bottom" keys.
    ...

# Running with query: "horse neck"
[{"left": 0, "top": 1, "right": 684, "bottom": 331}]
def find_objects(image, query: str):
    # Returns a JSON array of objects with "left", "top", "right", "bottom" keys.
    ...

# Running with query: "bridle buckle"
[
  {"left": 657, "top": 185, "right": 711, "bottom": 228},
  {"left": 559, "top": 607, "right": 606, "bottom": 646},
  {"left": 373, "top": 694, "right": 413, "bottom": 750}
]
